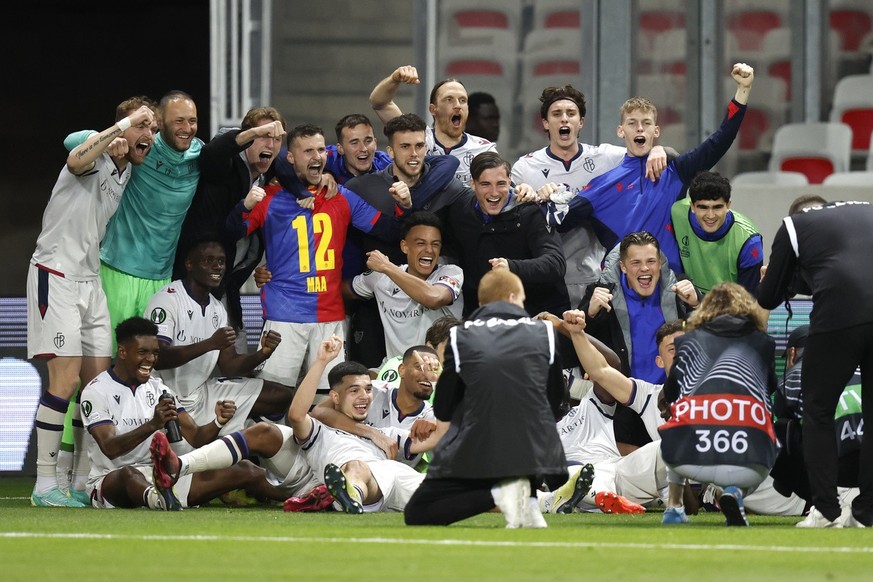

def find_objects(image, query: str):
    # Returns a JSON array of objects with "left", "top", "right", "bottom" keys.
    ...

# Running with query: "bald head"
[{"left": 478, "top": 270, "right": 525, "bottom": 308}]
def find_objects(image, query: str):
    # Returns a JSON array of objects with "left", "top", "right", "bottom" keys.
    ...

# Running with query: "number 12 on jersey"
[{"left": 292, "top": 213, "right": 335, "bottom": 273}]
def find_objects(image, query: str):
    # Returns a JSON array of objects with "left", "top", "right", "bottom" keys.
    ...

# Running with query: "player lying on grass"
[
  {"left": 152, "top": 336, "right": 443, "bottom": 513},
  {"left": 82, "top": 317, "right": 284, "bottom": 510}
]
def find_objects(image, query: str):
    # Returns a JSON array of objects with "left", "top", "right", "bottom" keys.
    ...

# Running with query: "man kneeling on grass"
[{"left": 81, "top": 317, "right": 282, "bottom": 510}]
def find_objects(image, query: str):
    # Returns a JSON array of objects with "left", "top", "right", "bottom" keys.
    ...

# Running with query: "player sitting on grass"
[{"left": 82, "top": 317, "right": 282, "bottom": 510}]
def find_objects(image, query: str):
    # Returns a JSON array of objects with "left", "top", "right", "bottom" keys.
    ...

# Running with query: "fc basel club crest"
[
  {"left": 463, "top": 152, "right": 475, "bottom": 167},
  {"left": 151, "top": 308, "right": 167, "bottom": 324},
  {"left": 53, "top": 332, "right": 65, "bottom": 350},
  {"left": 212, "top": 313, "right": 220, "bottom": 328}
]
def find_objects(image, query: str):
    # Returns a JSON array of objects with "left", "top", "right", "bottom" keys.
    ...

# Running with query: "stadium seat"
[
  {"left": 442, "top": 59, "right": 515, "bottom": 104},
  {"left": 829, "top": 74, "right": 873, "bottom": 155},
  {"left": 822, "top": 171, "right": 873, "bottom": 186},
  {"left": 726, "top": 9, "right": 783, "bottom": 51},
  {"left": 732, "top": 171, "right": 809, "bottom": 186},
  {"left": 768, "top": 122, "right": 852, "bottom": 184},
  {"left": 533, "top": 0, "right": 583, "bottom": 30},
  {"left": 830, "top": 9, "right": 873, "bottom": 52}
]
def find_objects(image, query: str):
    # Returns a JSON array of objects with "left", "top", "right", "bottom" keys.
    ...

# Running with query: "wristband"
[
  {"left": 214, "top": 417, "right": 225, "bottom": 429},
  {"left": 116, "top": 117, "right": 132, "bottom": 132}
]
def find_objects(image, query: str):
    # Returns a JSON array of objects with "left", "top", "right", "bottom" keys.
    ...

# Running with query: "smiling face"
[
  {"left": 400, "top": 224, "right": 442, "bottom": 279},
  {"left": 471, "top": 165, "right": 511, "bottom": 216},
  {"left": 619, "top": 243, "right": 661, "bottom": 297},
  {"left": 117, "top": 334, "right": 160, "bottom": 385},
  {"left": 330, "top": 374, "right": 373, "bottom": 421},
  {"left": 617, "top": 108, "right": 659, "bottom": 157},
  {"left": 244, "top": 120, "right": 283, "bottom": 177},
  {"left": 159, "top": 97, "right": 198, "bottom": 152},
  {"left": 387, "top": 130, "right": 427, "bottom": 184},
  {"left": 398, "top": 357, "right": 436, "bottom": 401},
  {"left": 429, "top": 81, "right": 468, "bottom": 142},
  {"left": 186, "top": 242, "right": 226, "bottom": 290},
  {"left": 337, "top": 123, "right": 377, "bottom": 176},
  {"left": 288, "top": 133, "right": 327, "bottom": 186},
  {"left": 543, "top": 98, "right": 583, "bottom": 151},
  {"left": 691, "top": 198, "right": 731, "bottom": 234}
]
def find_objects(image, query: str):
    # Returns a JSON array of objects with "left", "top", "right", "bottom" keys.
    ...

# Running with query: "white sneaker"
[
  {"left": 523, "top": 497, "right": 548, "bottom": 528},
  {"left": 492, "top": 478, "right": 530, "bottom": 529},
  {"left": 796, "top": 507, "right": 843, "bottom": 528},
  {"left": 840, "top": 507, "right": 867, "bottom": 528}
]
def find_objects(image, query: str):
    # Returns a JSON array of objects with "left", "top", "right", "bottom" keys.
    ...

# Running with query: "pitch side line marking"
[{"left": 2, "top": 532, "right": 872, "bottom": 554}]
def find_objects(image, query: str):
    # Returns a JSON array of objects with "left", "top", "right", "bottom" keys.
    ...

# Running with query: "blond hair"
[
  {"left": 620, "top": 97, "right": 658, "bottom": 123},
  {"left": 686, "top": 282, "right": 768, "bottom": 333}
]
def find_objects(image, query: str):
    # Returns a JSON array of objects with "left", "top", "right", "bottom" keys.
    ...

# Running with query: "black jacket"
[
  {"left": 428, "top": 301, "right": 568, "bottom": 481},
  {"left": 445, "top": 197, "right": 569, "bottom": 317}
]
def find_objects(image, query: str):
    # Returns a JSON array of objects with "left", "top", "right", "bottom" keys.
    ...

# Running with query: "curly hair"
[{"left": 686, "top": 282, "right": 768, "bottom": 333}]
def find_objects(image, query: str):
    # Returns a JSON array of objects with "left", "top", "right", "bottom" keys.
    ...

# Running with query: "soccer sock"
[
  {"left": 179, "top": 431, "right": 249, "bottom": 476},
  {"left": 34, "top": 393, "right": 70, "bottom": 493},
  {"left": 56, "top": 400, "right": 76, "bottom": 489},
  {"left": 70, "top": 391, "right": 89, "bottom": 491}
]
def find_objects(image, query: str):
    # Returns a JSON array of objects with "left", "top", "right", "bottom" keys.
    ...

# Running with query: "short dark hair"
[
  {"left": 429, "top": 78, "right": 466, "bottom": 105},
  {"left": 158, "top": 90, "right": 195, "bottom": 112},
  {"left": 788, "top": 194, "right": 828, "bottom": 215},
  {"left": 619, "top": 231, "right": 660, "bottom": 261},
  {"left": 385, "top": 113, "right": 427, "bottom": 141},
  {"left": 334, "top": 114, "right": 373, "bottom": 142},
  {"left": 470, "top": 151, "right": 511, "bottom": 181},
  {"left": 689, "top": 171, "right": 731, "bottom": 203},
  {"left": 425, "top": 316, "right": 461, "bottom": 347},
  {"left": 327, "top": 361, "right": 370, "bottom": 389},
  {"left": 656, "top": 320, "right": 684, "bottom": 347},
  {"left": 287, "top": 123, "right": 323, "bottom": 148},
  {"left": 116, "top": 317, "right": 158, "bottom": 346},
  {"left": 401, "top": 211, "right": 443, "bottom": 240},
  {"left": 539, "top": 85, "right": 587, "bottom": 119},
  {"left": 184, "top": 237, "right": 224, "bottom": 261},
  {"left": 468, "top": 92, "right": 497, "bottom": 116},
  {"left": 402, "top": 345, "right": 438, "bottom": 363}
]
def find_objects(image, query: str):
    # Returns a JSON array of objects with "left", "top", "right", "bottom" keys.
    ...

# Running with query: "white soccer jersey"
[
  {"left": 512, "top": 143, "right": 626, "bottom": 290},
  {"left": 81, "top": 370, "right": 179, "bottom": 490},
  {"left": 297, "top": 417, "right": 416, "bottom": 478},
  {"left": 556, "top": 393, "right": 622, "bottom": 466},
  {"left": 146, "top": 280, "right": 226, "bottom": 401},
  {"left": 31, "top": 153, "right": 128, "bottom": 280},
  {"left": 352, "top": 263, "right": 463, "bottom": 358},
  {"left": 367, "top": 382, "right": 435, "bottom": 430},
  {"left": 426, "top": 127, "right": 496, "bottom": 185},
  {"left": 626, "top": 379, "right": 665, "bottom": 443}
]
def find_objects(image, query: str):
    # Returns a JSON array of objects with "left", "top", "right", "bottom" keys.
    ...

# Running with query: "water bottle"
[{"left": 159, "top": 391, "right": 183, "bottom": 443}]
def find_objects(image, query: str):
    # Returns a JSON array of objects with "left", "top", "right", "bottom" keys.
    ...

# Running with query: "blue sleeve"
[
  {"left": 64, "top": 130, "right": 96, "bottom": 152},
  {"left": 323, "top": 145, "right": 345, "bottom": 180},
  {"left": 736, "top": 234, "right": 764, "bottom": 294},
  {"left": 411, "top": 155, "right": 461, "bottom": 208},
  {"left": 342, "top": 186, "right": 405, "bottom": 244},
  {"left": 673, "top": 100, "right": 747, "bottom": 186}
]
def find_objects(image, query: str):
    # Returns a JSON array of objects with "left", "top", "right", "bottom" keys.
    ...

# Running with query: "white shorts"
[
  {"left": 26, "top": 263, "right": 112, "bottom": 358},
  {"left": 667, "top": 463, "right": 769, "bottom": 491},
  {"left": 179, "top": 377, "right": 264, "bottom": 436},
  {"left": 257, "top": 320, "right": 345, "bottom": 396},
  {"left": 88, "top": 465, "right": 193, "bottom": 509},
  {"left": 364, "top": 459, "right": 425, "bottom": 513},
  {"left": 261, "top": 425, "right": 319, "bottom": 497},
  {"left": 614, "top": 440, "right": 667, "bottom": 505}
]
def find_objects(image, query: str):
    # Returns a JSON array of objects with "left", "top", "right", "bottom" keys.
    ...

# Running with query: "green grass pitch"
[{"left": 2, "top": 477, "right": 872, "bottom": 581}]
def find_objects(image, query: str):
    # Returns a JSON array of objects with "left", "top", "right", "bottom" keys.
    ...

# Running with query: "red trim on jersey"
[{"left": 36, "top": 263, "right": 65, "bottom": 278}]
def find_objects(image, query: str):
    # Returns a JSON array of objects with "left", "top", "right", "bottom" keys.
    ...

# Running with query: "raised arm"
[
  {"left": 287, "top": 335, "right": 343, "bottom": 439},
  {"left": 363, "top": 249, "right": 457, "bottom": 309},
  {"left": 67, "top": 105, "right": 155, "bottom": 175},
  {"left": 562, "top": 309, "right": 635, "bottom": 404},
  {"left": 216, "top": 329, "right": 281, "bottom": 377},
  {"left": 369, "top": 65, "right": 420, "bottom": 125}
]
